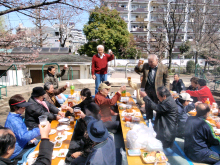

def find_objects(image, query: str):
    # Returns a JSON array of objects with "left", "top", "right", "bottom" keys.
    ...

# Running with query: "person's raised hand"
[
  {"left": 64, "top": 84, "right": 68, "bottom": 89},
  {"left": 138, "top": 60, "right": 142, "bottom": 67},
  {"left": 56, "top": 115, "right": 62, "bottom": 120},
  {"left": 78, "top": 110, "right": 86, "bottom": 119},
  {"left": 92, "top": 75, "right": 96, "bottom": 80},
  {"left": 140, "top": 91, "right": 147, "bottom": 98},
  {"left": 71, "top": 152, "right": 82, "bottom": 158},
  {"left": 66, "top": 106, "right": 73, "bottom": 113},
  {"left": 58, "top": 111, "right": 65, "bottom": 117},
  {"left": 194, "top": 101, "right": 201, "bottom": 107},
  {"left": 109, "top": 50, "right": 113, "bottom": 55},
  {"left": 39, "top": 121, "right": 51, "bottom": 139},
  {"left": 119, "top": 86, "right": 126, "bottom": 94},
  {"left": 63, "top": 66, "right": 68, "bottom": 70},
  {"left": 181, "top": 90, "right": 186, "bottom": 93}
]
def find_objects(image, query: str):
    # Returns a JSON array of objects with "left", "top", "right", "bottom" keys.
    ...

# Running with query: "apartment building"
[{"left": 102, "top": 0, "right": 220, "bottom": 57}]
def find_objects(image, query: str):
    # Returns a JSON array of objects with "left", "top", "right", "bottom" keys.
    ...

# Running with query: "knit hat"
[{"left": 31, "top": 87, "right": 46, "bottom": 97}]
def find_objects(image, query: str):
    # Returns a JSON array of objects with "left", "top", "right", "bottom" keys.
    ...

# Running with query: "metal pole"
[{"left": 125, "top": 63, "right": 130, "bottom": 78}]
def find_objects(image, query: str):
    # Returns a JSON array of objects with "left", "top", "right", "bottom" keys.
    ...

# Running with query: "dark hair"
[
  {"left": 177, "top": 98, "right": 186, "bottom": 105},
  {"left": 190, "top": 77, "right": 199, "bottom": 84},
  {"left": 47, "top": 66, "right": 55, "bottom": 74},
  {"left": 0, "top": 128, "right": 16, "bottom": 156},
  {"left": 174, "top": 73, "right": 179, "bottom": 77},
  {"left": 80, "top": 88, "right": 92, "bottom": 99},
  {"left": 44, "top": 82, "right": 52, "bottom": 91},
  {"left": 157, "top": 86, "right": 171, "bottom": 97},
  {"left": 198, "top": 79, "right": 206, "bottom": 86},
  {"left": 103, "top": 81, "right": 111, "bottom": 86},
  {"left": 196, "top": 103, "right": 210, "bottom": 117},
  {"left": 9, "top": 94, "right": 24, "bottom": 112}
]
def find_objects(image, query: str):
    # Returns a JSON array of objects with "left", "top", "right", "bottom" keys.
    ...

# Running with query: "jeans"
[
  {"left": 95, "top": 73, "right": 107, "bottom": 94},
  {"left": 56, "top": 93, "right": 67, "bottom": 104}
]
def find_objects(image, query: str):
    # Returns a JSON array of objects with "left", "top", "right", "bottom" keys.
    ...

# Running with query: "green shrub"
[
  {"left": 186, "top": 60, "right": 195, "bottom": 74},
  {"left": 216, "top": 66, "right": 220, "bottom": 73}
]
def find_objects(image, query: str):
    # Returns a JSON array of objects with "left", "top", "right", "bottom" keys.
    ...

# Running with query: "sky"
[{"left": 4, "top": 8, "right": 90, "bottom": 32}]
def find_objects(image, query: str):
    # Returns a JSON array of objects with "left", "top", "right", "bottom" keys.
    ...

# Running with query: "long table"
[
  {"left": 32, "top": 99, "right": 75, "bottom": 165},
  {"left": 118, "top": 92, "right": 166, "bottom": 165}
]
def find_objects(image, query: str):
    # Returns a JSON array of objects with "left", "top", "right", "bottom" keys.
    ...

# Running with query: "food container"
[
  {"left": 124, "top": 116, "right": 132, "bottom": 122},
  {"left": 132, "top": 117, "right": 140, "bottom": 123},
  {"left": 121, "top": 97, "right": 129, "bottom": 104},
  {"left": 126, "top": 121, "right": 130, "bottom": 127},
  {"left": 141, "top": 151, "right": 168, "bottom": 164},
  {"left": 118, "top": 103, "right": 126, "bottom": 110}
]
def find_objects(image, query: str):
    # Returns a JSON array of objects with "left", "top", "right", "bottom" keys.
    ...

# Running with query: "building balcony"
[
  {"left": 151, "top": 8, "right": 165, "bottom": 13},
  {"left": 135, "top": 38, "right": 147, "bottom": 42},
  {"left": 131, "top": 18, "right": 148, "bottom": 22},
  {"left": 131, "top": 28, "right": 148, "bottom": 32},
  {"left": 172, "top": 48, "right": 180, "bottom": 53},
  {"left": 151, "top": 18, "right": 163, "bottom": 22},
  {"left": 115, "top": 7, "right": 128, "bottom": 12},
  {"left": 132, "top": 0, "right": 149, "bottom": 2},
  {"left": 131, "top": 8, "right": 148, "bottom": 13},
  {"left": 152, "top": 0, "right": 166, "bottom": 4},
  {"left": 104, "top": 0, "right": 128, "bottom": 2}
]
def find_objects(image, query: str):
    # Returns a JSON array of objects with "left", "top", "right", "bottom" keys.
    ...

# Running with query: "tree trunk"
[
  {"left": 195, "top": 51, "right": 198, "bottom": 64},
  {"left": 204, "top": 61, "right": 207, "bottom": 73},
  {"left": 168, "top": 50, "right": 172, "bottom": 70}
]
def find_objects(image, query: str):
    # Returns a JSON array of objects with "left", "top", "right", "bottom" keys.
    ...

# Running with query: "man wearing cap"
[
  {"left": 92, "top": 45, "right": 114, "bottom": 95},
  {"left": 185, "top": 79, "right": 215, "bottom": 104},
  {"left": 184, "top": 103, "right": 220, "bottom": 164},
  {"left": 25, "top": 87, "right": 65, "bottom": 130},
  {"left": 77, "top": 112, "right": 116, "bottom": 165},
  {"left": 4, "top": 94, "right": 40, "bottom": 159},
  {"left": 175, "top": 93, "right": 199, "bottom": 138},
  {"left": 95, "top": 83, "right": 126, "bottom": 133}
]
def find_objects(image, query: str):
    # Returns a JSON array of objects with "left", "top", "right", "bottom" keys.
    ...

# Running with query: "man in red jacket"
[
  {"left": 95, "top": 83, "right": 126, "bottom": 133},
  {"left": 185, "top": 79, "right": 215, "bottom": 104},
  {"left": 92, "top": 45, "right": 114, "bottom": 94}
]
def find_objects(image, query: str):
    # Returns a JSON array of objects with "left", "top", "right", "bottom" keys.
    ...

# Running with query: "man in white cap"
[{"left": 175, "top": 93, "right": 199, "bottom": 138}]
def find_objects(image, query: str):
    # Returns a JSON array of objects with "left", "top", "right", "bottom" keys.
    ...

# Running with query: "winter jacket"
[
  {"left": 0, "top": 139, "right": 53, "bottom": 165},
  {"left": 143, "top": 95, "right": 177, "bottom": 148},
  {"left": 70, "top": 97, "right": 100, "bottom": 120},
  {"left": 186, "top": 85, "right": 198, "bottom": 103},
  {"left": 186, "top": 86, "right": 215, "bottom": 104},
  {"left": 172, "top": 79, "right": 186, "bottom": 93},
  {"left": 135, "top": 63, "right": 170, "bottom": 93},
  {"left": 184, "top": 116, "right": 220, "bottom": 162},
  {"left": 4, "top": 113, "right": 40, "bottom": 159},
  {"left": 85, "top": 134, "right": 116, "bottom": 165},
  {"left": 44, "top": 86, "right": 66, "bottom": 107},
  {"left": 175, "top": 99, "right": 195, "bottom": 138},
  {"left": 25, "top": 97, "right": 59, "bottom": 130},
  {"left": 95, "top": 92, "right": 120, "bottom": 122},
  {"left": 44, "top": 69, "right": 66, "bottom": 89}
]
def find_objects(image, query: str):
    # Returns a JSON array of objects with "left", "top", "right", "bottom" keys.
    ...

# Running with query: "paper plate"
[
  {"left": 28, "top": 151, "right": 39, "bottom": 159},
  {"left": 55, "top": 135, "right": 67, "bottom": 141},
  {"left": 49, "top": 129, "right": 56, "bottom": 135},
  {"left": 58, "top": 118, "right": 69, "bottom": 123},
  {"left": 57, "top": 149, "right": 68, "bottom": 157},
  {"left": 52, "top": 151, "right": 59, "bottom": 159}
]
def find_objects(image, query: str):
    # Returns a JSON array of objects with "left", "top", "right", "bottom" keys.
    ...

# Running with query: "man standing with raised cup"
[
  {"left": 92, "top": 45, "right": 114, "bottom": 94},
  {"left": 135, "top": 54, "right": 170, "bottom": 120}
]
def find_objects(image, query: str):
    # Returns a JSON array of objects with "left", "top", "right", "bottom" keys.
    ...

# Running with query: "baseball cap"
[
  {"left": 179, "top": 93, "right": 193, "bottom": 102},
  {"left": 98, "top": 83, "right": 111, "bottom": 91}
]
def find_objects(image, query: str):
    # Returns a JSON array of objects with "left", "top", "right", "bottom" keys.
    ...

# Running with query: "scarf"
[{"left": 35, "top": 98, "right": 50, "bottom": 113}]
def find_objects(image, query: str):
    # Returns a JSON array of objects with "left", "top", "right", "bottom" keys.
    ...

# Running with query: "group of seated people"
[{"left": 1, "top": 64, "right": 220, "bottom": 165}]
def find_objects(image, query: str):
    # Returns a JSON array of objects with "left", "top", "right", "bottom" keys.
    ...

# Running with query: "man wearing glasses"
[{"left": 95, "top": 83, "right": 126, "bottom": 133}]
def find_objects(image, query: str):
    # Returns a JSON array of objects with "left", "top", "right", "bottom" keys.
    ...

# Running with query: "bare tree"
[{"left": 188, "top": 0, "right": 220, "bottom": 65}]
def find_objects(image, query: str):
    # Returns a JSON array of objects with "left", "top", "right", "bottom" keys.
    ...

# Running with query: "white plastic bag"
[
  {"left": 144, "top": 137, "right": 163, "bottom": 152},
  {"left": 120, "top": 148, "right": 128, "bottom": 165},
  {"left": 126, "top": 130, "right": 138, "bottom": 149}
]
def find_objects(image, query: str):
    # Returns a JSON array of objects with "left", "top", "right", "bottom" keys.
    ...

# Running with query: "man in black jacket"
[
  {"left": 25, "top": 87, "right": 65, "bottom": 130},
  {"left": 140, "top": 86, "right": 177, "bottom": 148},
  {"left": 184, "top": 103, "right": 220, "bottom": 164},
  {"left": 172, "top": 73, "right": 185, "bottom": 93},
  {"left": 0, "top": 122, "right": 53, "bottom": 165}
]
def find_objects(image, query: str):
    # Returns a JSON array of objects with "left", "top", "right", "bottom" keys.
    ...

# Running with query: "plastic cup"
[
  {"left": 108, "top": 49, "right": 112, "bottom": 54},
  {"left": 66, "top": 82, "right": 70, "bottom": 87},
  {"left": 74, "top": 107, "right": 81, "bottom": 120},
  {"left": 65, "top": 64, "right": 68, "bottom": 67},
  {"left": 61, "top": 105, "right": 68, "bottom": 113},
  {"left": 38, "top": 115, "right": 47, "bottom": 128}
]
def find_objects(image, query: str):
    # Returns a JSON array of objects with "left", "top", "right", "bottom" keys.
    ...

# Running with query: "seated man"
[
  {"left": 140, "top": 86, "right": 177, "bottom": 148},
  {"left": 44, "top": 82, "right": 67, "bottom": 107},
  {"left": 0, "top": 121, "right": 53, "bottom": 165},
  {"left": 95, "top": 83, "right": 126, "bottom": 133},
  {"left": 70, "top": 111, "right": 116, "bottom": 165},
  {"left": 4, "top": 94, "right": 40, "bottom": 159},
  {"left": 128, "top": 75, "right": 145, "bottom": 114},
  {"left": 172, "top": 73, "right": 186, "bottom": 93},
  {"left": 187, "top": 77, "right": 199, "bottom": 103},
  {"left": 25, "top": 87, "right": 65, "bottom": 130},
  {"left": 175, "top": 93, "right": 198, "bottom": 138},
  {"left": 184, "top": 103, "right": 220, "bottom": 164},
  {"left": 186, "top": 79, "right": 215, "bottom": 104},
  {"left": 44, "top": 66, "right": 68, "bottom": 104}
]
